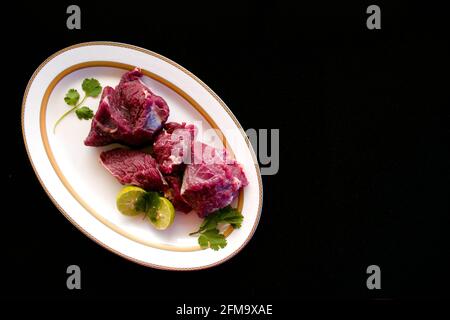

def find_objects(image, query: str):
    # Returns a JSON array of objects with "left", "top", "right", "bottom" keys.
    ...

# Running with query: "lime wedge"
[
  {"left": 116, "top": 186, "right": 147, "bottom": 216},
  {"left": 148, "top": 197, "right": 175, "bottom": 230}
]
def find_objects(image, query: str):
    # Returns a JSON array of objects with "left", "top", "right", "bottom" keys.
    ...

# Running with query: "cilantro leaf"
[
  {"left": 191, "top": 206, "right": 244, "bottom": 235},
  {"left": 54, "top": 78, "right": 102, "bottom": 133},
  {"left": 75, "top": 106, "right": 94, "bottom": 120},
  {"left": 190, "top": 206, "right": 243, "bottom": 251},
  {"left": 146, "top": 192, "right": 161, "bottom": 222},
  {"left": 64, "top": 89, "right": 80, "bottom": 106},
  {"left": 198, "top": 229, "right": 227, "bottom": 250},
  {"left": 197, "top": 215, "right": 220, "bottom": 233},
  {"left": 82, "top": 78, "right": 102, "bottom": 97},
  {"left": 216, "top": 206, "right": 244, "bottom": 228},
  {"left": 135, "top": 191, "right": 160, "bottom": 221},
  {"left": 134, "top": 193, "right": 149, "bottom": 213}
]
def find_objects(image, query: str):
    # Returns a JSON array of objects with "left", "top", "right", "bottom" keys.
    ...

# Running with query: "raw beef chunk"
[
  {"left": 180, "top": 142, "right": 248, "bottom": 217},
  {"left": 85, "top": 68, "right": 169, "bottom": 147},
  {"left": 100, "top": 148, "right": 164, "bottom": 191}
]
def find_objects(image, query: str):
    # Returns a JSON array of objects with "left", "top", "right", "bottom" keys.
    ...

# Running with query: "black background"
[{"left": 1, "top": 1, "right": 449, "bottom": 304}]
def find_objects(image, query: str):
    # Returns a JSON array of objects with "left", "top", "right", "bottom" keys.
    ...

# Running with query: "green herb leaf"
[
  {"left": 190, "top": 206, "right": 243, "bottom": 251},
  {"left": 198, "top": 229, "right": 227, "bottom": 250},
  {"left": 64, "top": 89, "right": 80, "bottom": 106},
  {"left": 191, "top": 206, "right": 243, "bottom": 235},
  {"left": 135, "top": 191, "right": 160, "bottom": 221},
  {"left": 134, "top": 192, "right": 148, "bottom": 213},
  {"left": 82, "top": 78, "right": 102, "bottom": 97},
  {"left": 75, "top": 106, "right": 94, "bottom": 120},
  {"left": 54, "top": 78, "right": 102, "bottom": 133}
]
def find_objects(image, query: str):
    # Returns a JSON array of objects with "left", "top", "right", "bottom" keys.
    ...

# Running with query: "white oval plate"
[{"left": 22, "top": 42, "right": 262, "bottom": 270}]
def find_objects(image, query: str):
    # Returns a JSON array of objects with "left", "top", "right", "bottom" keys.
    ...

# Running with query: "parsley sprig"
[
  {"left": 190, "top": 206, "right": 244, "bottom": 250},
  {"left": 53, "top": 78, "right": 102, "bottom": 132}
]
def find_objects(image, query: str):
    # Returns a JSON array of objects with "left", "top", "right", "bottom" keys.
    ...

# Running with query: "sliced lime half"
[
  {"left": 148, "top": 197, "right": 175, "bottom": 230},
  {"left": 116, "top": 186, "right": 147, "bottom": 216}
]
